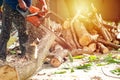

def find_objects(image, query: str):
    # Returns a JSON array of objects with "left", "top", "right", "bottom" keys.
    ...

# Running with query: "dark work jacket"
[{"left": 4, "top": 0, "right": 31, "bottom": 10}]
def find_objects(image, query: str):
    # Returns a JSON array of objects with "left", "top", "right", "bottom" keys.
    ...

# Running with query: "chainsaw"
[
  {"left": 16, "top": 5, "right": 48, "bottom": 27},
  {"left": 17, "top": 5, "right": 72, "bottom": 51},
  {"left": 16, "top": 5, "right": 41, "bottom": 17}
]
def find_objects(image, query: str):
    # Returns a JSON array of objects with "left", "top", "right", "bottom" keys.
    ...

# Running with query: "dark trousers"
[{"left": 0, "top": 3, "right": 28, "bottom": 60}]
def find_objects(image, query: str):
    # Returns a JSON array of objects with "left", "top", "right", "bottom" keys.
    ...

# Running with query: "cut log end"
[
  {"left": 102, "top": 48, "right": 109, "bottom": 54},
  {"left": 83, "top": 46, "right": 94, "bottom": 54},
  {"left": 50, "top": 57, "right": 62, "bottom": 67},
  {"left": 98, "top": 43, "right": 109, "bottom": 54},
  {"left": 0, "top": 65, "right": 18, "bottom": 80},
  {"left": 79, "top": 35, "right": 92, "bottom": 46},
  {"left": 88, "top": 43, "right": 97, "bottom": 52},
  {"left": 49, "top": 49, "right": 68, "bottom": 67}
]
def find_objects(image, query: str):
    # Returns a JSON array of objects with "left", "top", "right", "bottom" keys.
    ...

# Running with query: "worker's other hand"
[
  {"left": 0, "top": 5, "right": 3, "bottom": 12},
  {"left": 19, "top": 1, "right": 27, "bottom": 11}
]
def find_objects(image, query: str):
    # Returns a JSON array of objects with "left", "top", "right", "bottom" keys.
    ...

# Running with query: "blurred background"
[{"left": 47, "top": 0, "right": 120, "bottom": 22}]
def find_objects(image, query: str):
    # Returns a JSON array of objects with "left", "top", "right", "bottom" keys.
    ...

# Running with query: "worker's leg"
[
  {"left": 13, "top": 11, "right": 28, "bottom": 57},
  {"left": 0, "top": 0, "right": 3, "bottom": 20},
  {"left": 0, "top": 8, "right": 2, "bottom": 20},
  {"left": 0, "top": 3, "right": 12, "bottom": 61}
]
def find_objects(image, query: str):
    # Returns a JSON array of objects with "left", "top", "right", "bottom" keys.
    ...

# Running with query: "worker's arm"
[{"left": 18, "top": 0, "right": 27, "bottom": 11}]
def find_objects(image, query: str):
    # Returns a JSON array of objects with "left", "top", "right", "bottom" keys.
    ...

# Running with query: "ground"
[{"left": 29, "top": 53, "right": 120, "bottom": 80}]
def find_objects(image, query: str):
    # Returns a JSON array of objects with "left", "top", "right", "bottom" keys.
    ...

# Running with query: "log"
[
  {"left": 71, "top": 49, "right": 84, "bottom": 56},
  {"left": 98, "top": 39, "right": 120, "bottom": 49},
  {"left": 113, "top": 40, "right": 119, "bottom": 45},
  {"left": 101, "top": 27, "right": 113, "bottom": 41},
  {"left": 49, "top": 47, "right": 98, "bottom": 67},
  {"left": 97, "top": 42, "right": 109, "bottom": 54},
  {"left": 82, "top": 43, "right": 97, "bottom": 54},
  {"left": 50, "top": 49, "right": 68, "bottom": 67},
  {"left": 73, "top": 19, "right": 92, "bottom": 46},
  {"left": 88, "top": 43, "right": 97, "bottom": 52},
  {"left": 50, "top": 48, "right": 95, "bottom": 67},
  {"left": 0, "top": 23, "right": 56, "bottom": 80},
  {"left": 93, "top": 14, "right": 113, "bottom": 42},
  {"left": 80, "top": 43, "right": 97, "bottom": 54},
  {"left": 83, "top": 46, "right": 95, "bottom": 55},
  {"left": 61, "top": 19, "right": 77, "bottom": 49},
  {"left": 0, "top": 65, "right": 18, "bottom": 80},
  {"left": 70, "top": 22, "right": 81, "bottom": 48},
  {"left": 79, "top": 35, "right": 92, "bottom": 46},
  {"left": 83, "top": 46, "right": 91, "bottom": 53},
  {"left": 103, "top": 22, "right": 117, "bottom": 29},
  {"left": 71, "top": 49, "right": 94, "bottom": 56}
]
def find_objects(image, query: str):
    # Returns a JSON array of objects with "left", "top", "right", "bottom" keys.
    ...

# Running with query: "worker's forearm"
[
  {"left": 18, "top": 0, "right": 27, "bottom": 10},
  {"left": 18, "top": 0, "right": 24, "bottom": 4}
]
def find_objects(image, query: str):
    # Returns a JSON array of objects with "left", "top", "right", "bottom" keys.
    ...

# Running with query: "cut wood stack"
[{"left": 47, "top": 10, "right": 120, "bottom": 67}]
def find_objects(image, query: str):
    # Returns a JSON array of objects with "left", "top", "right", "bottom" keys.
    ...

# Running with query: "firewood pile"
[
  {"left": 45, "top": 8, "right": 120, "bottom": 67},
  {"left": 59, "top": 12, "right": 120, "bottom": 54}
]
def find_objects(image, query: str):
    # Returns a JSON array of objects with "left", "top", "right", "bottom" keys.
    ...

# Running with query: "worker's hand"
[
  {"left": 18, "top": 1, "right": 27, "bottom": 11},
  {"left": 0, "top": 5, "right": 3, "bottom": 12}
]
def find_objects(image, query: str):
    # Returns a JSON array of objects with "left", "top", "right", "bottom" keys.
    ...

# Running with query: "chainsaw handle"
[
  {"left": 16, "top": 5, "right": 30, "bottom": 17},
  {"left": 16, "top": 5, "right": 28, "bottom": 12}
]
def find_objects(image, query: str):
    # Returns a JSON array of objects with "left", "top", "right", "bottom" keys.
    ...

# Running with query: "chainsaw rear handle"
[{"left": 16, "top": 5, "right": 28, "bottom": 12}]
